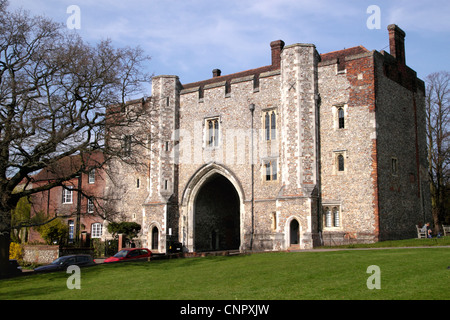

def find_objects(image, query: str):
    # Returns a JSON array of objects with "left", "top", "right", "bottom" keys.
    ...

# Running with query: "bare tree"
[
  {"left": 425, "top": 71, "right": 450, "bottom": 233},
  {"left": 0, "top": 1, "right": 151, "bottom": 276}
]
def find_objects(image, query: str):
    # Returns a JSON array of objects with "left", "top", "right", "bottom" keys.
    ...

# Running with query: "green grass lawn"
[{"left": 1, "top": 245, "right": 449, "bottom": 300}]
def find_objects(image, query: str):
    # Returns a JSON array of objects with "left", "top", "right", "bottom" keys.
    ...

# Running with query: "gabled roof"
[{"left": 33, "top": 151, "right": 104, "bottom": 182}]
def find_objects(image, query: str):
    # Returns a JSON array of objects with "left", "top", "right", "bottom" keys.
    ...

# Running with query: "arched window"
[
  {"left": 271, "top": 111, "right": 276, "bottom": 140},
  {"left": 206, "top": 118, "right": 219, "bottom": 147},
  {"left": 263, "top": 110, "right": 276, "bottom": 140},
  {"left": 338, "top": 107, "right": 345, "bottom": 129},
  {"left": 265, "top": 112, "right": 270, "bottom": 140},
  {"left": 333, "top": 207, "right": 340, "bottom": 227},
  {"left": 151, "top": 226, "right": 159, "bottom": 250},
  {"left": 324, "top": 207, "right": 331, "bottom": 227},
  {"left": 323, "top": 206, "right": 341, "bottom": 228}
]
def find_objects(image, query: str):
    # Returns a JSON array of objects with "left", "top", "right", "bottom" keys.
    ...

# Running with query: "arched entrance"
[
  {"left": 181, "top": 163, "right": 245, "bottom": 253},
  {"left": 194, "top": 174, "right": 240, "bottom": 252},
  {"left": 289, "top": 219, "right": 300, "bottom": 246},
  {"left": 151, "top": 226, "right": 159, "bottom": 251}
]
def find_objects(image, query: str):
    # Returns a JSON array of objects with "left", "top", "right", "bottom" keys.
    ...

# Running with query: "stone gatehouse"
[{"left": 106, "top": 24, "right": 431, "bottom": 253}]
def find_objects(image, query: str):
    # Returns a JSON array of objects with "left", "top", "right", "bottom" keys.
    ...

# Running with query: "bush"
[
  {"left": 9, "top": 242, "right": 23, "bottom": 261},
  {"left": 37, "top": 218, "right": 69, "bottom": 245}
]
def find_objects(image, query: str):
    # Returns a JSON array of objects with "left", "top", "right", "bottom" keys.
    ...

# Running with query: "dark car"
[
  {"left": 167, "top": 241, "right": 183, "bottom": 253},
  {"left": 8, "top": 259, "right": 22, "bottom": 275},
  {"left": 104, "top": 248, "right": 152, "bottom": 263},
  {"left": 34, "top": 254, "right": 96, "bottom": 272}
]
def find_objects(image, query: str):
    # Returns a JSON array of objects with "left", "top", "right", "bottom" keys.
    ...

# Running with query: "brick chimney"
[
  {"left": 388, "top": 24, "right": 406, "bottom": 65},
  {"left": 270, "top": 40, "right": 285, "bottom": 68},
  {"left": 212, "top": 69, "right": 221, "bottom": 77}
]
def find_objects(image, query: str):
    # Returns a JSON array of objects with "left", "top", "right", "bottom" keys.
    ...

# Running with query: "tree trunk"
[{"left": 0, "top": 209, "right": 11, "bottom": 278}]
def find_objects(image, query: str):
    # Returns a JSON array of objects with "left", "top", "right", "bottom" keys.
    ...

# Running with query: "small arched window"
[
  {"left": 333, "top": 207, "right": 340, "bottom": 227},
  {"left": 263, "top": 110, "right": 276, "bottom": 141},
  {"left": 271, "top": 111, "right": 276, "bottom": 140},
  {"left": 338, "top": 107, "right": 345, "bottom": 129},
  {"left": 338, "top": 154, "right": 345, "bottom": 172},
  {"left": 324, "top": 207, "right": 331, "bottom": 228}
]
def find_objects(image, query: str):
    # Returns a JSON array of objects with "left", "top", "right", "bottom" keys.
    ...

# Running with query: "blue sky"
[{"left": 9, "top": 0, "right": 450, "bottom": 97}]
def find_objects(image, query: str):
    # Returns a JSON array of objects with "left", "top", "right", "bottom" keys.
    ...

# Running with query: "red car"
[{"left": 104, "top": 248, "right": 152, "bottom": 263}]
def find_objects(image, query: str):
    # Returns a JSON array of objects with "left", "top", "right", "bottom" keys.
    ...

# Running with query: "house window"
[
  {"left": 263, "top": 110, "right": 276, "bottom": 140},
  {"left": 91, "top": 223, "right": 102, "bottom": 238},
  {"left": 338, "top": 154, "right": 345, "bottom": 172},
  {"left": 123, "top": 135, "right": 132, "bottom": 157},
  {"left": 88, "top": 169, "right": 95, "bottom": 184},
  {"left": 87, "top": 198, "right": 94, "bottom": 213},
  {"left": 264, "top": 159, "right": 278, "bottom": 181},
  {"left": 206, "top": 118, "right": 219, "bottom": 147},
  {"left": 62, "top": 186, "right": 73, "bottom": 204},
  {"left": 323, "top": 206, "right": 341, "bottom": 228},
  {"left": 338, "top": 107, "right": 345, "bottom": 129},
  {"left": 68, "top": 220, "right": 74, "bottom": 240}
]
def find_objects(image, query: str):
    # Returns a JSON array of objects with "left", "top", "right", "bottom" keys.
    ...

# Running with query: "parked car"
[
  {"left": 34, "top": 254, "right": 96, "bottom": 272},
  {"left": 8, "top": 259, "right": 22, "bottom": 275},
  {"left": 167, "top": 240, "right": 183, "bottom": 253},
  {"left": 104, "top": 248, "right": 152, "bottom": 263}
]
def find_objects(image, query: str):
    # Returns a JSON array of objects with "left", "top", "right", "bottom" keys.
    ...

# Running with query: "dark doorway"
[
  {"left": 151, "top": 226, "right": 159, "bottom": 250},
  {"left": 290, "top": 219, "right": 299, "bottom": 245},
  {"left": 194, "top": 174, "right": 240, "bottom": 252}
]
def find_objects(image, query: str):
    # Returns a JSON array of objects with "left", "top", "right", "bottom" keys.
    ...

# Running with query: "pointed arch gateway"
[{"left": 180, "top": 163, "right": 245, "bottom": 252}]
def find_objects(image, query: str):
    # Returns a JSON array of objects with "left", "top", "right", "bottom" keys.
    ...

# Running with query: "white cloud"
[{"left": 7, "top": 0, "right": 450, "bottom": 85}]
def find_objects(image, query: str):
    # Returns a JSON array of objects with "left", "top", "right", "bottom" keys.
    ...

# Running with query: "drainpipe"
[
  {"left": 249, "top": 103, "right": 255, "bottom": 251},
  {"left": 75, "top": 174, "right": 82, "bottom": 246}
]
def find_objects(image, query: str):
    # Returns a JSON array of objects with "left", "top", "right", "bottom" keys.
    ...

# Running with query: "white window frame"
[
  {"left": 68, "top": 220, "right": 74, "bottom": 240},
  {"left": 88, "top": 169, "right": 96, "bottom": 184},
  {"left": 87, "top": 198, "right": 94, "bottom": 213},
  {"left": 323, "top": 205, "right": 342, "bottom": 229},
  {"left": 62, "top": 186, "right": 73, "bottom": 204},
  {"left": 91, "top": 223, "right": 103, "bottom": 239}
]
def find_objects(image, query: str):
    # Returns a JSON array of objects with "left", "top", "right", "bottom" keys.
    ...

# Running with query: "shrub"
[
  {"left": 9, "top": 242, "right": 23, "bottom": 261},
  {"left": 37, "top": 218, "right": 69, "bottom": 245}
]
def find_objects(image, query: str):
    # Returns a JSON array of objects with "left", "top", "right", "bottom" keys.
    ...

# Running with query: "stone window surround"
[
  {"left": 203, "top": 115, "right": 221, "bottom": 149},
  {"left": 261, "top": 107, "right": 277, "bottom": 141},
  {"left": 322, "top": 204, "right": 342, "bottom": 229},
  {"left": 262, "top": 157, "right": 278, "bottom": 182},
  {"left": 332, "top": 103, "right": 348, "bottom": 130},
  {"left": 333, "top": 150, "right": 347, "bottom": 174}
]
